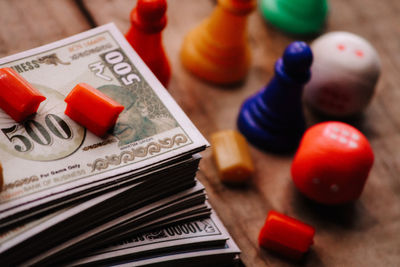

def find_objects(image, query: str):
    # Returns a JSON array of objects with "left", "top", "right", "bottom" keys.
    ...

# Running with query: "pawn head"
[
  {"left": 137, "top": 0, "right": 167, "bottom": 22},
  {"left": 131, "top": 0, "right": 167, "bottom": 33},
  {"left": 283, "top": 41, "right": 313, "bottom": 75}
]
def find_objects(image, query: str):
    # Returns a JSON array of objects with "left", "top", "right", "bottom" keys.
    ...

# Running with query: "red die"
[
  {"left": 291, "top": 121, "right": 374, "bottom": 205},
  {"left": 64, "top": 83, "right": 124, "bottom": 137},
  {"left": 0, "top": 68, "right": 46, "bottom": 122},
  {"left": 258, "top": 210, "right": 315, "bottom": 260}
]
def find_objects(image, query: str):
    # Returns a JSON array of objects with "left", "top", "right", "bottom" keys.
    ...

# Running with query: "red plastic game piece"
[
  {"left": 258, "top": 210, "right": 315, "bottom": 260},
  {"left": 291, "top": 121, "right": 374, "bottom": 204},
  {"left": 0, "top": 67, "right": 46, "bottom": 122},
  {"left": 125, "top": 0, "right": 171, "bottom": 88},
  {"left": 64, "top": 83, "right": 124, "bottom": 137}
]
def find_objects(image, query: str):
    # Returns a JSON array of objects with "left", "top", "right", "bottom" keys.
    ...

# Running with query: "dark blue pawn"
[{"left": 237, "top": 41, "right": 313, "bottom": 153}]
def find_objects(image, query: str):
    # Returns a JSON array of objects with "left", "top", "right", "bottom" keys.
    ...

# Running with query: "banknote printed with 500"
[{"left": 0, "top": 23, "right": 207, "bottom": 215}]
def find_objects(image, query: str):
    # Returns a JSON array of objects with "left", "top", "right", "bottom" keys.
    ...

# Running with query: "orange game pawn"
[
  {"left": 180, "top": 0, "right": 256, "bottom": 84},
  {"left": 125, "top": 0, "right": 171, "bottom": 88}
]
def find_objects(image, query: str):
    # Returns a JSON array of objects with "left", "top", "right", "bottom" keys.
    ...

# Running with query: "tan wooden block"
[{"left": 211, "top": 129, "right": 254, "bottom": 183}]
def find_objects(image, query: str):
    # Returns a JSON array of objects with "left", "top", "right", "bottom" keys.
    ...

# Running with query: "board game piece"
[
  {"left": 304, "top": 32, "right": 381, "bottom": 117},
  {"left": 259, "top": 0, "right": 328, "bottom": 35},
  {"left": 237, "top": 41, "right": 312, "bottom": 152},
  {"left": 0, "top": 67, "right": 46, "bottom": 122},
  {"left": 64, "top": 83, "right": 124, "bottom": 137},
  {"left": 291, "top": 121, "right": 374, "bottom": 205},
  {"left": 180, "top": 0, "right": 256, "bottom": 84},
  {"left": 211, "top": 130, "right": 254, "bottom": 183},
  {"left": 125, "top": 0, "right": 171, "bottom": 87},
  {"left": 258, "top": 210, "right": 315, "bottom": 260}
]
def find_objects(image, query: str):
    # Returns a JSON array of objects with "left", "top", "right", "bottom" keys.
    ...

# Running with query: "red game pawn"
[
  {"left": 259, "top": 210, "right": 315, "bottom": 260},
  {"left": 0, "top": 68, "right": 46, "bottom": 122},
  {"left": 291, "top": 122, "right": 374, "bottom": 205},
  {"left": 125, "top": 0, "right": 171, "bottom": 88}
]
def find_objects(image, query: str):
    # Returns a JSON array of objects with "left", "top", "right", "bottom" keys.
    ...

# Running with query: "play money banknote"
[
  {"left": 71, "top": 212, "right": 233, "bottom": 266},
  {"left": 0, "top": 23, "right": 207, "bottom": 225}
]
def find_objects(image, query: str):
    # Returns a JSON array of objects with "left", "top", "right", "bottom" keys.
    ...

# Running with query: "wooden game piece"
[
  {"left": 258, "top": 210, "right": 315, "bottom": 260},
  {"left": 64, "top": 83, "right": 124, "bottom": 137},
  {"left": 291, "top": 121, "right": 374, "bottom": 205},
  {"left": 180, "top": 0, "right": 256, "bottom": 84},
  {"left": 304, "top": 32, "right": 381, "bottom": 117},
  {"left": 237, "top": 41, "right": 313, "bottom": 152},
  {"left": 125, "top": 0, "right": 171, "bottom": 88},
  {"left": 0, "top": 67, "right": 46, "bottom": 122},
  {"left": 211, "top": 130, "right": 254, "bottom": 183},
  {"left": 259, "top": 0, "right": 328, "bottom": 35}
]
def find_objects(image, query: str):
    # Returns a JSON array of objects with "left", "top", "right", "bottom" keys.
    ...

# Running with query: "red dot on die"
[
  {"left": 337, "top": 44, "right": 346, "bottom": 51},
  {"left": 355, "top": 50, "right": 364, "bottom": 57}
]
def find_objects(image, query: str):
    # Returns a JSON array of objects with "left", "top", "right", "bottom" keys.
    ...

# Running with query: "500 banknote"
[{"left": 0, "top": 23, "right": 207, "bottom": 226}]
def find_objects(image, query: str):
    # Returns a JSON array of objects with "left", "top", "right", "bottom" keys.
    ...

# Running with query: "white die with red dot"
[{"left": 304, "top": 31, "right": 381, "bottom": 117}]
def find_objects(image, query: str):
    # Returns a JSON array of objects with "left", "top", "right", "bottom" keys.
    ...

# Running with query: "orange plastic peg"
[
  {"left": 125, "top": 0, "right": 171, "bottom": 88},
  {"left": 64, "top": 83, "right": 124, "bottom": 137},
  {"left": 0, "top": 68, "right": 46, "bottom": 122},
  {"left": 180, "top": 0, "right": 256, "bottom": 84}
]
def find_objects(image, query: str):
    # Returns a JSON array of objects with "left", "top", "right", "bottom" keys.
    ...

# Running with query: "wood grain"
[
  {"left": 0, "top": 0, "right": 91, "bottom": 57},
  {"left": 2, "top": 0, "right": 400, "bottom": 266}
]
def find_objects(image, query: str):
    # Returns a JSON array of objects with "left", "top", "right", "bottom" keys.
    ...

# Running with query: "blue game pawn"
[{"left": 237, "top": 41, "right": 313, "bottom": 152}]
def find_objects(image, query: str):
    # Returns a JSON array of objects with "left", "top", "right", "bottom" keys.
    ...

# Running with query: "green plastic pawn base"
[{"left": 259, "top": 0, "right": 328, "bottom": 35}]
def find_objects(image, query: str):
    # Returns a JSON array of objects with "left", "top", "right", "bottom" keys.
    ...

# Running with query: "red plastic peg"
[
  {"left": 0, "top": 68, "right": 46, "bottom": 122},
  {"left": 258, "top": 210, "right": 315, "bottom": 260},
  {"left": 125, "top": 0, "right": 171, "bottom": 88},
  {"left": 64, "top": 83, "right": 124, "bottom": 137},
  {"left": 291, "top": 121, "right": 374, "bottom": 205}
]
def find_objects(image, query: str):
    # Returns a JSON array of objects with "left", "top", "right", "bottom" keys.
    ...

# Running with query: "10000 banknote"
[
  {"left": 0, "top": 24, "right": 207, "bottom": 213},
  {"left": 71, "top": 212, "right": 233, "bottom": 266}
]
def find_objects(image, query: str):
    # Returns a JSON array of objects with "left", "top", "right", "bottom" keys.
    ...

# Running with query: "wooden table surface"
[{"left": 1, "top": 0, "right": 400, "bottom": 266}]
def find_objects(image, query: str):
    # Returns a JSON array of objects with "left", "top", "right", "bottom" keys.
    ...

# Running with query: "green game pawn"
[{"left": 259, "top": 0, "right": 328, "bottom": 35}]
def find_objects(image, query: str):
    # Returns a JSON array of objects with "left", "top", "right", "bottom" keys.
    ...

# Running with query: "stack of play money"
[
  {"left": 0, "top": 24, "right": 239, "bottom": 266},
  {"left": 70, "top": 212, "right": 240, "bottom": 266}
]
